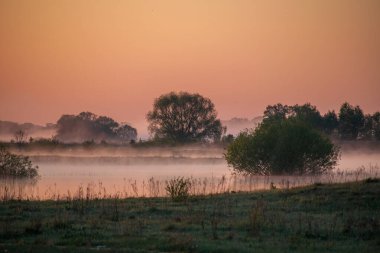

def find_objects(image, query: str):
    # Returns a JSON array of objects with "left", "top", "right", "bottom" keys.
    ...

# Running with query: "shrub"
[
  {"left": 0, "top": 146, "right": 39, "bottom": 179},
  {"left": 165, "top": 177, "right": 191, "bottom": 201},
  {"left": 225, "top": 119, "right": 339, "bottom": 175}
]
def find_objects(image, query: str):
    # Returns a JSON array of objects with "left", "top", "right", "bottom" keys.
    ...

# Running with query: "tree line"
[
  {"left": 7, "top": 92, "right": 380, "bottom": 144},
  {"left": 3, "top": 91, "right": 380, "bottom": 178},
  {"left": 263, "top": 102, "right": 380, "bottom": 141}
]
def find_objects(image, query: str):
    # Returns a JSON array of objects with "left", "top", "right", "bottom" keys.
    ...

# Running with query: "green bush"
[
  {"left": 165, "top": 177, "right": 191, "bottom": 201},
  {"left": 0, "top": 146, "right": 39, "bottom": 179},
  {"left": 225, "top": 119, "right": 339, "bottom": 175}
]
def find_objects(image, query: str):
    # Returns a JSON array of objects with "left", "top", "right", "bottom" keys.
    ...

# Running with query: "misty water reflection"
[{"left": 1, "top": 150, "right": 380, "bottom": 200}]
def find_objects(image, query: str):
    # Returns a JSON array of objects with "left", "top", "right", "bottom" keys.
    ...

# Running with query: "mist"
[
  {"left": 222, "top": 117, "right": 262, "bottom": 136},
  {"left": 2, "top": 144, "right": 378, "bottom": 200}
]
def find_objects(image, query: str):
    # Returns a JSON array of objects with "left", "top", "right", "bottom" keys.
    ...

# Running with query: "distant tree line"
[
  {"left": 263, "top": 102, "right": 380, "bottom": 141},
  {"left": 55, "top": 112, "right": 137, "bottom": 144},
  {"left": 0, "top": 121, "right": 55, "bottom": 137},
  {"left": 3, "top": 93, "right": 379, "bottom": 145}
]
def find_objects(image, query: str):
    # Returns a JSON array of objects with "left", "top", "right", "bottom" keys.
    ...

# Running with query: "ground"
[{"left": 0, "top": 179, "right": 379, "bottom": 252}]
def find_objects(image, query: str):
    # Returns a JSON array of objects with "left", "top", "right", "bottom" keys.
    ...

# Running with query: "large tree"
[
  {"left": 147, "top": 92, "right": 224, "bottom": 143},
  {"left": 225, "top": 119, "right": 339, "bottom": 175}
]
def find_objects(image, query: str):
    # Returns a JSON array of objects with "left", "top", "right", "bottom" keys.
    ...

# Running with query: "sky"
[{"left": 1, "top": 0, "right": 379, "bottom": 136}]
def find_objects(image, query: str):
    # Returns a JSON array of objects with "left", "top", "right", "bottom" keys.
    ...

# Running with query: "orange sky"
[{"left": 1, "top": 0, "right": 379, "bottom": 135}]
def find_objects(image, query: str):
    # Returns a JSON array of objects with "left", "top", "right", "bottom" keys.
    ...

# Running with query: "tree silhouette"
[{"left": 147, "top": 92, "right": 224, "bottom": 143}]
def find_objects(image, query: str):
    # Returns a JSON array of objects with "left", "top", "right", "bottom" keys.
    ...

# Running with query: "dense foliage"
[
  {"left": 55, "top": 112, "right": 137, "bottom": 143},
  {"left": 225, "top": 119, "right": 339, "bottom": 175},
  {"left": 338, "top": 102, "right": 365, "bottom": 140},
  {"left": 0, "top": 147, "right": 39, "bottom": 179},
  {"left": 147, "top": 92, "right": 224, "bottom": 143}
]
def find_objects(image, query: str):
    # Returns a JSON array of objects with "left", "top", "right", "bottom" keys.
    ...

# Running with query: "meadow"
[
  {"left": 1, "top": 144, "right": 379, "bottom": 252},
  {"left": 0, "top": 179, "right": 379, "bottom": 253}
]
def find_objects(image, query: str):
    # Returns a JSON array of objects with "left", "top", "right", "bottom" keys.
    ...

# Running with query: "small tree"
[
  {"left": 147, "top": 92, "right": 224, "bottom": 143},
  {"left": 0, "top": 146, "right": 39, "bottom": 179},
  {"left": 14, "top": 130, "right": 27, "bottom": 144},
  {"left": 225, "top": 119, "right": 339, "bottom": 175}
]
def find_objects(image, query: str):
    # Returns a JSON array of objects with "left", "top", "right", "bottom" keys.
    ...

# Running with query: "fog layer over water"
[{"left": 2, "top": 146, "right": 380, "bottom": 200}]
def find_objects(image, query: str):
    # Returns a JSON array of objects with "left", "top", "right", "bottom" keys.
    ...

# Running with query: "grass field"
[{"left": 0, "top": 179, "right": 379, "bottom": 253}]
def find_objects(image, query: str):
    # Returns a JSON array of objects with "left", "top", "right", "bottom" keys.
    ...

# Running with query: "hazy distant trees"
[
  {"left": 55, "top": 112, "right": 137, "bottom": 143},
  {"left": 221, "top": 117, "right": 262, "bottom": 136},
  {"left": 221, "top": 134, "right": 234, "bottom": 145},
  {"left": 147, "top": 92, "right": 225, "bottom": 143},
  {"left": 0, "top": 121, "right": 56, "bottom": 141},
  {"left": 225, "top": 119, "right": 339, "bottom": 175},
  {"left": 115, "top": 124, "right": 138, "bottom": 143}
]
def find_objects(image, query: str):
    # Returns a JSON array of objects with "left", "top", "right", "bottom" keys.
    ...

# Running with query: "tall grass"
[{"left": 1, "top": 164, "right": 379, "bottom": 201}]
